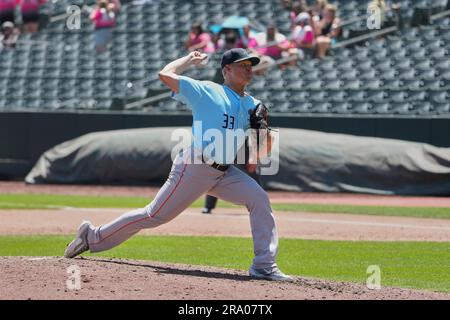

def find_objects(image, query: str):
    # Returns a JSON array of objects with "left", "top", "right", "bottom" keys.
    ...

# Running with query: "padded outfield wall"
[{"left": 1, "top": 111, "right": 450, "bottom": 179}]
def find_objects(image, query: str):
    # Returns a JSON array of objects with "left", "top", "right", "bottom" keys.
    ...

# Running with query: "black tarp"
[{"left": 25, "top": 127, "right": 450, "bottom": 195}]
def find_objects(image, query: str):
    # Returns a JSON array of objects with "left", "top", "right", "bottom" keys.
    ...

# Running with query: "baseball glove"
[{"left": 249, "top": 103, "right": 269, "bottom": 131}]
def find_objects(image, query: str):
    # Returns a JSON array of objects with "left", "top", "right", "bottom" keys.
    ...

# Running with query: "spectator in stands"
[
  {"left": 237, "top": 24, "right": 258, "bottom": 50},
  {"left": 185, "top": 22, "right": 215, "bottom": 53},
  {"left": 208, "top": 24, "right": 222, "bottom": 53},
  {"left": 18, "top": 0, "right": 46, "bottom": 33},
  {"left": 255, "top": 23, "right": 291, "bottom": 60},
  {"left": 280, "top": 0, "right": 292, "bottom": 10},
  {"left": 90, "top": 0, "right": 119, "bottom": 53},
  {"left": 289, "top": 0, "right": 309, "bottom": 30},
  {"left": 368, "top": 0, "right": 386, "bottom": 28},
  {"left": 312, "top": 0, "right": 328, "bottom": 21},
  {"left": 0, "top": 0, "right": 16, "bottom": 25},
  {"left": 311, "top": 0, "right": 328, "bottom": 34},
  {"left": 315, "top": 4, "right": 341, "bottom": 59},
  {"left": 0, "top": 20, "right": 19, "bottom": 49},
  {"left": 220, "top": 30, "right": 239, "bottom": 51},
  {"left": 291, "top": 12, "right": 315, "bottom": 59},
  {"left": 254, "top": 23, "right": 297, "bottom": 72}
]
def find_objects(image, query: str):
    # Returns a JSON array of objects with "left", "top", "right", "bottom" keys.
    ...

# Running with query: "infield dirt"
[{"left": 1, "top": 256, "right": 449, "bottom": 300}]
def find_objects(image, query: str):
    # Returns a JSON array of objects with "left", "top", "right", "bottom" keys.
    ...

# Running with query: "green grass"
[
  {"left": 271, "top": 203, "right": 450, "bottom": 219},
  {"left": 1, "top": 235, "right": 449, "bottom": 293},
  {"left": 1, "top": 193, "right": 450, "bottom": 219}
]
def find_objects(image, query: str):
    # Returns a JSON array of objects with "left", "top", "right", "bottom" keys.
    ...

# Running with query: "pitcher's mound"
[{"left": 0, "top": 256, "right": 448, "bottom": 300}]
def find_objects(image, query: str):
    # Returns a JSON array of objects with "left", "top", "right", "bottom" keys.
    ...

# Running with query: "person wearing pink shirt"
[
  {"left": 255, "top": 24, "right": 290, "bottom": 60},
  {"left": 289, "top": 0, "right": 308, "bottom": 30},
  {"left": 237, "top": 25, "right": 258, "bottom": 50},
  {"left": 90, "top": 0, "right": 120, "bottom": 53},
  {"left": 291, "top": 12, "right": 315, "bottom": 59},
  {"left": 185, "top": 22, "right": 215, "bottom": 53},
  {"left": 0, "top": 0, "right": 16, "bottom": 25},
  {"left": 18, "top": 0, "right": 46, "bottom": 33}
]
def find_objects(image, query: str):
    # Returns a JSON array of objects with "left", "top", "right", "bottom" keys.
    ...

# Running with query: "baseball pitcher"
[{"left": 64, "top": 48, "right": 292, "bottom": 282}]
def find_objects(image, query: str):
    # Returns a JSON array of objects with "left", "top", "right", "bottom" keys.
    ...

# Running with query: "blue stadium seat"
[
  {"left": 346, "top": 90, "right": 366, "bottom": 102},
  {"left": 310, "top": 102, "right": 331, "bottom": 113},
  {"left": 411, "top": 101, "right": 433, "bottom": 115},
  {"left": 304, "top": 80, "right": 322, "bottom": 90},
  {"left": 407, "top": 91, "right": 427, "bottom": 101},
  {"left": 387, "top": 90, "right": 408, "bottom": 102},
  {"left": 391, "top": 102, "right": 413, "bottom": 115},
  {"left": 381, "top": 78, "right": 402, "bottom": 90},
  {"left": 361, "top": 79, "right": 383, "bottom": 90},
  {"left": 420, "top": 79, "right": 442, "bottom": 90},
  {"left": 290, "top": 90, "right": 309, "bottom": 102},
  {"left": 327, "top": 90, "right": 347, "bottom": 102},
  {"left": 339, "top": 69, "right": 358, "bottom": 80},
  {"left": 308, "top": 90, "right": 327, "bottom": 101},
  {"left": 433, "top": 102, "right": 450, "bottom": 114},
  {"left": 429, "top": 91, "right": 450, "bottom": 103},
  {"left": 366, "top": 90, "right": 386, "bottom": 102},
  {"left": 341, "top": 79, "right": 361, "bottom": 90},
  {"left": 352, "top": 102, "right": 372, "bottom": 114},
  {"left": 330, "top": 102, "right": 352, "bottom": 114}
]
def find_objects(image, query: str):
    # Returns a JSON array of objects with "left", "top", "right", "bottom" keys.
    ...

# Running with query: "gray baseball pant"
[{"left": 86, "top": 149, "right": 278, "bottom": 269}]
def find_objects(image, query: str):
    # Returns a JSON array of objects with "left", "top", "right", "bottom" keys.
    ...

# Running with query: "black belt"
[
  {"left": 209, "top": 162, "right": 229, "bottom": 172},
  {"left": 202, "top": 156, "right": 229, "bottom": 172}
]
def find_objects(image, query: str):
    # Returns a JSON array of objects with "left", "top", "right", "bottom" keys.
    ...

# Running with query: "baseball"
[{"left": 200, "top": 54, "right": 209, "bottom": 65}]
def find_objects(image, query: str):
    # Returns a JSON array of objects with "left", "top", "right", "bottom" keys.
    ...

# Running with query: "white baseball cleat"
[
  {"left": 64, "top": 221, "right": 92, "bottom": 259},
  {"left": 249, "top": 266, "right": 294, "bottom": 282}
]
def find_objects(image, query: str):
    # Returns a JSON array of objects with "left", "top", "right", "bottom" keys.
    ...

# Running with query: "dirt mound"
[{"left": 1, "top": 257, "right": 448, "bottom": 300}]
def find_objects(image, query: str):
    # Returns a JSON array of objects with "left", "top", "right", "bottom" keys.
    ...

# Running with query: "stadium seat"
[
  {"left": 330, "top": 102, "right": 352, "bottom": 114},
  {"left": 327, "top": 90, "right": 347, "bottom": 102},
  {"left": 352, "top": 102, "right": 372, "bottom": 114},
  {"left": 420, "top": 79, "right": 442, "bottom": 90},
  {"left": 411, "top": 101, "right": 433, "bottom": 115},
  {"left": 366, "top": 90, "right": 386, "bottom": 102},
  {"left": 391, "top": 102, "right": 413, "bottom": 115},
  {"left": 291, "top": 102, "right": 312, "bottom": 113},
  {"left": 310, "top": 102, "right": 331, "bottom": 113},
  {"left": 323, "top": 79, "right": 342, "bottom": 90},
  {"left": 359, "top": 69, "right": 378, "bottom": 80},
  {"left": 290, "top": 90, "right": 309, "bottom": 102},
  {"left": 433, "top": 102, "right": 450, "bottom": 114},
  {"left": 341, "top": 80, "right": 361, "bottom": 90},
  {"left": 388, "top": 90, "right": 408, "bottom": 102},
  {"left": 308, "top": 90, "right": 327, "bottom": 101},
  {"left": 429, "top": 91, "right": 450, "bottom": 103},
  {"left": 381, "top": 79, "right": 402, "bottom": 90},
  {"left": 361, "top": 79, "right": 383, "bottom": 90},
  {"left": 379, "top": 69, "right": 397, "bottom": 80},
  {"left": 339, "top": 69, "right": 358, "bottom": 80},
  {"left": 398, "top": 69, "right": 416, "bottom": 80},
  {"left": 304, "top": 80, "right": 322, "bottom": 90},
  {"left": 407, "top": 91, "right": 428, "bottom": 101},
  {"left": 371, "top": 102, "right": 391, "bottom": 114},
  {"left": 346, "top": 90, "right": 366, "bottom": 102}
]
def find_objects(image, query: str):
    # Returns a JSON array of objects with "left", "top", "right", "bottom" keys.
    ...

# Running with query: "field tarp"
[{"left": 25, "top": 127, "right": 450, "bottom": 195}]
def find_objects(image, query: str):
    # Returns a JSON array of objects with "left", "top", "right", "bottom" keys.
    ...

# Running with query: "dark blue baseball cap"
[{"left": 221, "top": 48, "right": 260, "bottom": 69}]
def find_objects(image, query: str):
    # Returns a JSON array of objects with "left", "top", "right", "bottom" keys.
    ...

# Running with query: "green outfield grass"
[
  {"left": 1, "top": 193, "right": 450, "bottom": 219},
  {"left": 1, "top": 235, "right": 449, "bottom": 293}
]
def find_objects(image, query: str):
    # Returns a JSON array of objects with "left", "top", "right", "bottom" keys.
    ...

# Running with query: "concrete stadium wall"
[{"left": 1, "top": 111, "right": 450, "bottom": 179}]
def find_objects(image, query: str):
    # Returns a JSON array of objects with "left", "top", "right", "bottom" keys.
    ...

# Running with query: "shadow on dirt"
[{"left": 79, "top": 256, "right": 253, "bottom": 282}]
